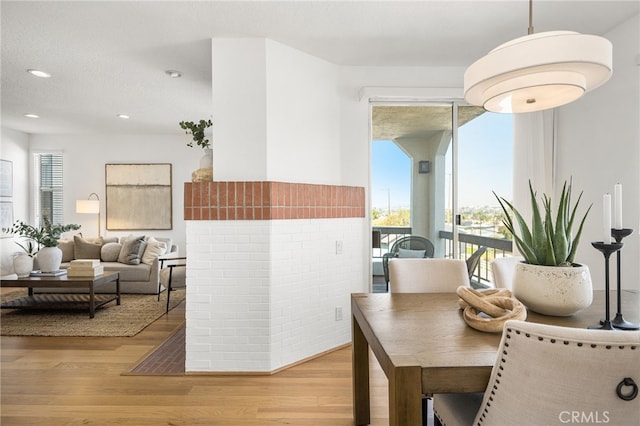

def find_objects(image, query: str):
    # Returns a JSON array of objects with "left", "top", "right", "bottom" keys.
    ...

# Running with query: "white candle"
[
  {"left": 603, "top": 194, "right": 612, "bottom": 243},
  {"left": 614, "top": 183, "right": 623, "bottom": 229}
]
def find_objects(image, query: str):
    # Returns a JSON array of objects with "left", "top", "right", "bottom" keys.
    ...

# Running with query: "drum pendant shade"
[{"left": 464, "top": 30, "right": 612, "bottom": 113}]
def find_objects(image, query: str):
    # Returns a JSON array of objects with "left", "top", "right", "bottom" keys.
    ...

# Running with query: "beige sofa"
[{"left": 37, "top": 235, "right": 178, "bottom": 294}]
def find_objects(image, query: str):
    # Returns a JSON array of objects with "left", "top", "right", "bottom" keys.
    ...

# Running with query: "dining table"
[{"left": 351, "top": 290, "right": 640, "bottom": 426}]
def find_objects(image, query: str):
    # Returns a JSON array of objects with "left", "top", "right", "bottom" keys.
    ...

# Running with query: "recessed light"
[
  {"left": 117, "top": 114, "right": 130, "bottom": 119},
  {"left": 165, "top": 70, "right": 183, "bottom": 78},
  {"left": 27, "top": 69, "right": 51, "bottom": 78},
  {"left": 24, "top": 113, "right": 40, "bottom": 118}
]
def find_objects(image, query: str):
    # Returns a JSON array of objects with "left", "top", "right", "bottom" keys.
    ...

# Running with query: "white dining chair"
[
  {"left": 388, "top": 258, "right": 470, "bottom": 293},
  {"left": 433, "top": 320, "right": 640, "bottom": 425},
  {"left": 489, "top": 256, "right": 523, "bottom": 290}
]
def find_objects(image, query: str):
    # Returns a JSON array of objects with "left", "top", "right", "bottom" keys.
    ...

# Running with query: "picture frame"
[
  {"left": 0, "top": 201, "right": 13, "bottom": 238},
  {"left": 0, "top": 159, "right": 13, "bottom": 197},
  {"left": 105, "top": 163, "right": 172, "bottom": 230}
]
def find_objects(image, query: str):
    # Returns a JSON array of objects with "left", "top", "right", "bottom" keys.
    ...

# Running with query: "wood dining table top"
[{"left": 351, "top": 289, "right": 640, "bottom": 425}]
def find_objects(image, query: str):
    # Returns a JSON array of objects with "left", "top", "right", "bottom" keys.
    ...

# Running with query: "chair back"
[
  {"left": 389, "top": 258, "right": 469, "bottom": 293},
  {"left": 475, "top": 320, "right": 640, "bottom": 425},
  {"left": 391, "top": 235, "right": 435, "bottom": 258},
  {"left": 490, "top": 256, "right": 523, "bottom": 290},
  {"left": 465, "top": 246, "right": 487, "bottom": 279}
]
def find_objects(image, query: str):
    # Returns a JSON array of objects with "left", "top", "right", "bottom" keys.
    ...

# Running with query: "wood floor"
[{"left": 1, "top": 297, "right": 394, "bottom": 425}]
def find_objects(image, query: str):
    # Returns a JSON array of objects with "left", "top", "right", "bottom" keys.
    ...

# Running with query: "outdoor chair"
[
  {"left": 382, "top": 235, "right": 434, "bottom": 291},
  {"left": 465, "top": 246, "right": 487, "bottom": 279},
  {"left": 159, "top": 256, "right": 186, "bottom": 313},
  {"left": 433, "top": 320, "right": 640, "bottom": 425}
]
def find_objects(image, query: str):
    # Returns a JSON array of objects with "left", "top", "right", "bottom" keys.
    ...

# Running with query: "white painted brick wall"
[{"left": 185, "top": 218, "right": 364, "bottom": 372}]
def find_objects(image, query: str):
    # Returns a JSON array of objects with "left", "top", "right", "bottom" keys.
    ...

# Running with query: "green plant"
[
  {"left": 2, "top": 218, "right": 80, "bottom": 252},
  {"left": 179, "top": 119, "right": 213, "bottom": 149},
  {"left": 494, "top": 180, "right": 592, "bottom": 267}
]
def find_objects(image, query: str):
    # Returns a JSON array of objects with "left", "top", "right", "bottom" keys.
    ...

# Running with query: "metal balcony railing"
[{"left": 372, "top": 226, "right": 513, "bottom": 285}]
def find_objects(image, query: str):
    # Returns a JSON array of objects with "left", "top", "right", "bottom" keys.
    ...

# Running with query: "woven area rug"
[{"left": 0, "top": 289, "right": 185, "bottom": 337}]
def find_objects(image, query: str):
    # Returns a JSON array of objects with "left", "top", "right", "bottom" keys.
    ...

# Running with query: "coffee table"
[{"left": 1, "top": 271, "right": 120, "bottom": 318}]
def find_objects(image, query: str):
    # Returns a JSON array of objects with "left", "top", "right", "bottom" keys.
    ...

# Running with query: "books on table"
[{"left": 68, "top": 259, "right": 104, "bottom": 277}]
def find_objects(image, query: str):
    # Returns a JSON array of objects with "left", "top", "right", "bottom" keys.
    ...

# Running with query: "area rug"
[
  {"left": 126, "top": 322, "right": 186, "bottom": 375},
  {"left": 0, "top": 289, "right": 185, "bottom": 337}
]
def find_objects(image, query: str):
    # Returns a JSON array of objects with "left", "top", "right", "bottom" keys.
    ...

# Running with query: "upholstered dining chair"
[
  {"left": 433, "top": 320, "right": 640, "bottom": 426},
  {"left": 382, "top": 236, "right": 435, "bottom": 291},
  {"left": 388, "top": 258, "right": 470, "bottom": 293},
  {"left": 490, "top": 256, "right": 523, "bottom": 290},
  {"left": 159, "top": 256, "right": 186, "bottom": 313},
  {"left": 388, "top": 257, "right": 471, "bottom": 422}
]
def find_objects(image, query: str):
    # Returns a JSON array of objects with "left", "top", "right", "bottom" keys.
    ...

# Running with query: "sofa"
[{"left": 36, "top": 234, "right": 178, "bottom": 294}]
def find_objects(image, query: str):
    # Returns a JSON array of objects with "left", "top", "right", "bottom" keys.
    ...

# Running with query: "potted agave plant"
[{"left": 494, "top": 179, "right": 593, "bottom": 316}]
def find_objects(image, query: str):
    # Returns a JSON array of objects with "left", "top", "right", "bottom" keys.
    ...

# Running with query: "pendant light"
[{"left": 464, "top": 0, "right": 612, "bottom": 113}]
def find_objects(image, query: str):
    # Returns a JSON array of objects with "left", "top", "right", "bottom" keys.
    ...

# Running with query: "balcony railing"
[{"left": 372, "top": 226, "right": 513, "bottom": 285}]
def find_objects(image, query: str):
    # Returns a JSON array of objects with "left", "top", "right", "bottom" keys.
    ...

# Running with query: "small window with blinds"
[{"left": 33, "top": 152, "right": 64, "bottom": 226}]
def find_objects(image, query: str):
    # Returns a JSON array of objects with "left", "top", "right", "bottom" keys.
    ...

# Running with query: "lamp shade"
[
  {"left": 76, "top": 199, "right": 100, "bottom": 214},
  {"left": 464, "top": 31, "right": 612, "bottom": 113}
]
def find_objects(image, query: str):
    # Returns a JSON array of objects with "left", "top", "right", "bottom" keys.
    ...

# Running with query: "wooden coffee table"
[{"left": 1, "top": 271, "right": 120, "bottom": 318}]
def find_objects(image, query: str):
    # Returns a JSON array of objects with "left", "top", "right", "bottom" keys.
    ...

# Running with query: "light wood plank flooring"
[{"left": 1, "top": 296, "right": 393, "bottom": 425}]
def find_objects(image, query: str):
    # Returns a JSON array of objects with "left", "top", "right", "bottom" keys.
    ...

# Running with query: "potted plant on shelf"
[
  {"left": 494, "top": 179, "right": 593, "bottom": 316},
  {"left": 3, "top": 219, "right": 80, "bottom": 273},
  {"left": 179, "top": 119, "right": 214, "bottom": 182}
]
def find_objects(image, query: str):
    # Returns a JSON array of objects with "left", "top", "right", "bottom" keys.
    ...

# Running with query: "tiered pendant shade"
[{"left": 464, "top": 30, "right": 612, "bottom": 113}]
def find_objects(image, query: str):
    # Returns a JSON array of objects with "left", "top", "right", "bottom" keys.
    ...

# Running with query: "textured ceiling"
[{"left": 1, "top": 1, "right": 638, "bottom": 135}]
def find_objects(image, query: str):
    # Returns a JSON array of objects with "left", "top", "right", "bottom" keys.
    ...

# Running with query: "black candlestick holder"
[
  {"left": 589, "top": 241, "right": 623, "bottom": 330},
  {"left": 609, "top": 228, "right": 639, "bottom": 330}
]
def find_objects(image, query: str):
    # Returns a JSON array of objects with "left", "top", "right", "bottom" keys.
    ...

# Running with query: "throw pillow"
[
  {"left": 141, "top": 237, "right": 168, "bottom": 265},
  {"left": 398, "top": 248, "right": 426, "bottom": 258},
  {"left": 57, "top": 239, "right": 75, "bottom": 262},
  {"left": 101, "top": 242, "right": 122, "bottom": 262},
  {"left": 74, "top": 235, "right": 104, "bottom": 259},
  {"left": 118, "top": 235, "right": 146, "bottom": 265}
]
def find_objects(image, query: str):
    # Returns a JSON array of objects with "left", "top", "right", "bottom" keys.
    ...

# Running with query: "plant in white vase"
[
  {"left": 3, "top": 219, "right": 80, "bottom": 273},
  {"left": 494, "top": 180, "right": 594, "bottom": 316},
  {"left": 180, "top": 118, "right": 214, "bottom": 182}
]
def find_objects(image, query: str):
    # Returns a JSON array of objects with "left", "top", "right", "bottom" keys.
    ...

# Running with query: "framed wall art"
[
  {"left": 105, "top": 163, "right": 172, "bottom": 230},
  {"left": 0, "top": 201, "right": 13, "bottom": 238},
  {"left": 0, "top": 159, "right": 13, "bottom": 197}
]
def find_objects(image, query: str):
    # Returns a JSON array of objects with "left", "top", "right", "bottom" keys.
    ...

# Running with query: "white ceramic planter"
[
  {"left": 512, "top": 262, "right": 593, "bottom": 316},
  {"left": 199, "top": 148, "right": 213, "bottom": 169},
  {"left": 13, "top": 253, "right": 34, "bottom": 277},
  {"left": 36, "top": 246, "right": 63, "bottom": 272}
]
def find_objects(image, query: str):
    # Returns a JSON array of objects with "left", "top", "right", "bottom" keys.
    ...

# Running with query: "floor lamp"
[{"left": 76, "top": 193, "right": 101, "bottom": 237}]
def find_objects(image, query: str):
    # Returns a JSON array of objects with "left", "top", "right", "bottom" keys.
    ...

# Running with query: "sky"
[{"left": 371, "top": 112, "right": 513, "bottom": 210}]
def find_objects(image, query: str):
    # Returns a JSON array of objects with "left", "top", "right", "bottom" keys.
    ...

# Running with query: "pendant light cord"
[{"left": 528, "top": 0, "right": 534, "bottom": 35}]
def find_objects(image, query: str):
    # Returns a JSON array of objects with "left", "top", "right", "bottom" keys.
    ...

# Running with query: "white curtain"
[{"left": 512, "top": 109, "right": 557, "bottom": 221}]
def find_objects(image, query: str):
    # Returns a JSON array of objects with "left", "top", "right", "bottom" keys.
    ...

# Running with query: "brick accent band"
[{"left": 184, "top": 181, "right": 365, "bottom": 220}]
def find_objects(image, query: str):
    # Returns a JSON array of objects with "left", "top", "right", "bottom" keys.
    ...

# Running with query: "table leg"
[
  {"left": 89, "top": 281, "right": 95, "bottom": 319},
  {"left": 116, "top": 275, "right": 121, "bottom": 305},
  {"left": 352, "top": 315, "right": 370, "bottom": 425},
  {"left": 389, "top": 366, "right": 422, "bottom": 426}
]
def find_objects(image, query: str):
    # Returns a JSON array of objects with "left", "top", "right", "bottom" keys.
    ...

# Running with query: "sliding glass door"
[{"left": 371, "top": 102, "right": 512, "bottom": 287}]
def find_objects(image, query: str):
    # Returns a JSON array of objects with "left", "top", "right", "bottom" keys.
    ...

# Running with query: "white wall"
[
  {"left": 265, "top": 40, "right": 341, "bottom": 184},
  {"left": 212, "top": 38, "right": 268, "bottom": 181},
  {"left": 0, "top": 128, "right": 30, "bottom": 274},
  {"left": 185, "top": 218, "right": 362, "bottom": 372},
  {"left": 27, "top": 133, "right": 198, "bottom": 253},
  {"left": 555, "top": 14, "right": 639, "bottom": 290}
]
